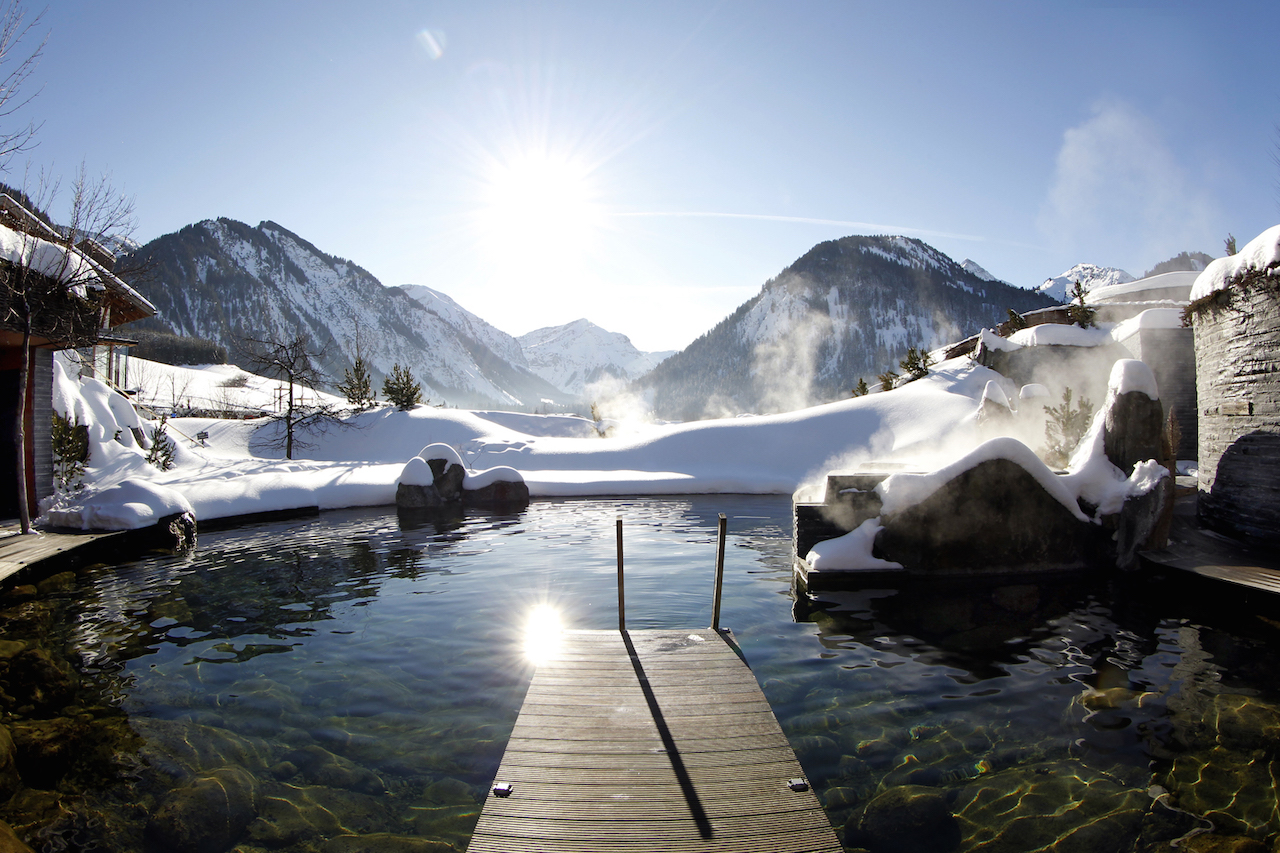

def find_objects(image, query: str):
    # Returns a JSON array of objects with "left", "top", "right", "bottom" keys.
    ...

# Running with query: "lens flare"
[{"left": 523, "top": 603, "right": 564, "bottom": 666}]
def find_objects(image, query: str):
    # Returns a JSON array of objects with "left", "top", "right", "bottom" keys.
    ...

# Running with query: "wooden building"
[{"left": 0, "top": 194, "right": 155, "bottom": 523}]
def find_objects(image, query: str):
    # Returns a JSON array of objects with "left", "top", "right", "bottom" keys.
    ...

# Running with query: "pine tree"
[
  {"left": 899, "top": 346, "right": 933, "bottom": 380},
  {"left": 851, "top": 377, "right": 869, "bottom": 397},
  {"left": 1005, "top": 308, "right": 1028, "bottom": 332},
  {"left": 1067, "top": 280, "right": 1096, "bottom": 328},
  {"left": 146, "top": 415, "right": 176, "bottom": 471},
  {"left": 383, "top": 363, "right": 422, "bottom": 410},
  {"left": 337, "top": 355, "right": 376, "bottom": 410},
  {"left": 1043, "top": 387, "right": 1094, "bottom": 468},
  {"left": 878, "top": 371, "right": 899, "bottom": 392}
]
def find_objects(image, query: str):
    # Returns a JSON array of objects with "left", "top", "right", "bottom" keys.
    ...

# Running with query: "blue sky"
[{"left": 14, "top": 1, "right": 1279, "bottom": 351}]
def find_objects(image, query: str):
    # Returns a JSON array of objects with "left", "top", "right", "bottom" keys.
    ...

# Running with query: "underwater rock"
[
  {"left": 34, "top": 571, "right": 76, "bottom": 594},
  {"left": 145, "top": 766, "right": 259, "bottom": 853},
  {"left": 0, "top": 725, "right": 20, "bottom": 801},
  {"left": 132, "top": 719, "right": 271, "bottom": 780},
  {"left": 286, "top": 744, "right": 386, "bottom": 795},
  {"left": 847, "top": 785, "right": 960, "bottom": 853},
  {"left": 0, "top": 819, "right": 33, "bottom": 853},
  {"left": 1165, "top": 745, "right": 1280, "bottom": 837},
  {"left": 10, "top": 717, "right": 82, "bottom": 788},
  {"left": 1208, "top": 693, "right": 1280, "bottom": 754},
  {"left": 1179, "top": 835, "right": 1268, "bottom": 853},
  {"left": 321, "top": 834, "right": 456, "bottom": 853},
  {"left": 953, "top": 759, "right": 1147, "bottom": 853},
  {"left": 1, "top": 647, "right": 79, "bottom": 712},
  {"left": 422, "top": 776, "right": 477, "bottom": 805}
]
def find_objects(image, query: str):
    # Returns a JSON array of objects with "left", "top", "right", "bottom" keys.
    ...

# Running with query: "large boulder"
[
  {"left": 145, "top": 766, "right": 259, "bottom": 853},
  {"left": 1104, "top": 390, "right": 1164, "bottom": 476},
  {"left": 845, "top": 785, "right": 960, "bottom": 853},
  {"left": 876, "top": 457, "right": 1104, "bottom": 573}
]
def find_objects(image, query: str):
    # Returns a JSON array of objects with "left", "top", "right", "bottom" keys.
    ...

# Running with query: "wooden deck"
[
  {"left": 0, "top": 525, "right": 126, "bottom": 586},
  {"left": 1139, "top": 493, "right": 1280, "bottom": 596},
  {"left": 468, "top": 628, "right": 840, "bottom": 853}
]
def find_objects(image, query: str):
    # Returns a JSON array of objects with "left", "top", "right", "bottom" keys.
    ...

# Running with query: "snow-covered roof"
[
  {"left": 1088, "top": 270, "right": 1198, "bottom": 304},
  {"left": 1190, "top": 224, "right": 1280, "bottom": 302},
  {"left": 0, "top": 205, "right": 156, "bottom": 325}
]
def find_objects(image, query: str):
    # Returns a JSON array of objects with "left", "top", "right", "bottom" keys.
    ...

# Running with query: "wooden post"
[
  {"left": 711, "top": 513, "right": 726, "bottom": 630},
  {"left": 616, "top": 516, "right": 625, "bottom": 632}
]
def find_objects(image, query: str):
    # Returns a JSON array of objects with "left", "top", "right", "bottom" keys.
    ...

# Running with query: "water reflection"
[{"left": 1, "top": 498, "right": 1278, "bottom": 853}]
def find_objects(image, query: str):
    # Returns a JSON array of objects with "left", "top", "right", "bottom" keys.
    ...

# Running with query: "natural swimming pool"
[{"left": 1, "top": 495, "right": 1278, "bottom": 852}]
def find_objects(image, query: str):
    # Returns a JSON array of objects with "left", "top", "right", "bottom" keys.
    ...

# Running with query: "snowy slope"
[
  {"left": 122, "top": 219, "right": 571, "bottom": 410},
  {"left": 518, "top": 319, "right": 675, "bottom": 396},
  {"left": 397, "top": 284, "right": 528, "bottom": 368},
  {"left": 1038, "top": 263, "right": 1134, "bottom": 303}
]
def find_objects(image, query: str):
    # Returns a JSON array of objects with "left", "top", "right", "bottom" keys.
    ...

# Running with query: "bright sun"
[{"left": 477, "top": 152, "right": 602, "bottom": 259}]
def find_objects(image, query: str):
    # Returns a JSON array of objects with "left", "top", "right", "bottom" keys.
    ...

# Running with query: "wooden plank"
[{"left": 468, "top": 628, "right": 841, "bottom": 853}]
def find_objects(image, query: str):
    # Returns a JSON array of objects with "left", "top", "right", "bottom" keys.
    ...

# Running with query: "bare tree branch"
[{"left": 0, "top": 0, "right": 45, "bottom": 169}]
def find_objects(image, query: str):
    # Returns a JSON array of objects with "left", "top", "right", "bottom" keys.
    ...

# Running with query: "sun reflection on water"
[{"left": 523, "top": 603, "right": 564, "bottom": 666}]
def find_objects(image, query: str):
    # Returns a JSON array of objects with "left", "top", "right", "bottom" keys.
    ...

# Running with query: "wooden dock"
[
  {"left": 0, "top": 525, "right": 125, "bottom": 586},
  {"left": 468, "top": 627, "right": 841, "bottom": 853},
  {"left": 1139, "top": 492, "right": 1280, "bottom": 596}
]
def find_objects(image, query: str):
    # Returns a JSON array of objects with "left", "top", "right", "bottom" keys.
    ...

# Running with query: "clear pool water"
[{"left": 2, "top": 496, "right": 1278, "bottom": 852}]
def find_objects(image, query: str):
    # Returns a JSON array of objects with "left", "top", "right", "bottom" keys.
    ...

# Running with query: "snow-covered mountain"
[
  {"left": 635, "top": 235, "right": 1053, "bottom": 419},
  {"left": 517, "top": 319, "right": 674, "bottom": 396},
  {"left": 121, "top": 219, "right": 571, "bottom": 410},
  {"left": 1038, "top": 263, "right": 1134, "bottom": 303},
  {"left": 396, "top": 284, "right": 527, "bottom": 369},
  {"left": 960, "top": 258, "right": 1006, "bottom": 284}
]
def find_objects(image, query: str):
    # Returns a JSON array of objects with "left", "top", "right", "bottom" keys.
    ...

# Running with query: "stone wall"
[{"left": 1192, "top": 281, "right": 1280, "bottom": 544}]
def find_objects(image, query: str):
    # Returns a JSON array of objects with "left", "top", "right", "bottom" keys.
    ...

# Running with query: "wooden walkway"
[
  {"left": 1139, "top": 494, "right": 1280, "bottom": 596},
  {"left": 0, "top": 525, "right": 125, "bottom": 586},
  {"left": 468, "top": 628, "right": 840, "bottom": 853}
]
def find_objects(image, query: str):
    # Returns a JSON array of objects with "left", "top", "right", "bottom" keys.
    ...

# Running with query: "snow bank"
[
  {"left": 806, "top": 519, "right": 902, "bottom": 571},
  {"left": 46, "top": 479, "right": 193, "bottom": 531},
  {"left": 978, "top": 328, "right": 1020, "bottom": 353},
  {"left": 1190, "top": 224, "right": 1280, "bottom": 301},
  {"left": 46, "top": 353, "right": 1003, "bottom": 528}
]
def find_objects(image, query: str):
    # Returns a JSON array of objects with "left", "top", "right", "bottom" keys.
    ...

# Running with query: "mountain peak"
[{"left": 1038, "top": 263, "right": 1134, "bottom": 303}]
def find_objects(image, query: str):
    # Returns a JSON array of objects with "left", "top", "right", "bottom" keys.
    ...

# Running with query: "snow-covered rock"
[{"left": 1189, "top": 224, "right": 1280, "bottom": 302}]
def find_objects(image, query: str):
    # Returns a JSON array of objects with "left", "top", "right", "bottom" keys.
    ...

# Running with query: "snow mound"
[
  {"left": 1190, "top": 224, "right": 1280, "bottom": 301},
  {"left": 418, "top": 443, "right": 465, "bottom": 467},
  {"left": 806, "top": 518, "right": 903, "bottom": 571},
  {"left": 398, "top": 456, "right": 435, "bottom": 487},
  {"left": 46, "top": 479, "right": 193, "bottom": 531},
  {"left": 1009, "top": 323, "right": 1111, "bottom": 348}
]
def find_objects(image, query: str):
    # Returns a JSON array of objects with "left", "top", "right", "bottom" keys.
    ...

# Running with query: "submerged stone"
[
  {"left": 145, "top": 766, "right": 259, "bottom": 853},
  {"left": 848, "top": 785, "right": 960, "bottom": 853}
]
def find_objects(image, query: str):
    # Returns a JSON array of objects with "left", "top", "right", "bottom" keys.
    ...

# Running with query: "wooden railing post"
[
  {"left": 711, "top": 513, "right": 726, "bottom": 630},
  {"left": 616, "top": 516, "right": 626, "bottom": 632}
]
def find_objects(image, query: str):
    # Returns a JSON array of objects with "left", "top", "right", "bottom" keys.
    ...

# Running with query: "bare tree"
[
  {"left": 240, "top": 331, "right": 344, "bottom": 459},
  {"left": 0, "top": 0, "right": 44, "bottom": 170}
]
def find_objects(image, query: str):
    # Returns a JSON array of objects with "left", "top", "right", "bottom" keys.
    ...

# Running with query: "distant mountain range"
[
  {"left": 633, "top": 235, "right": 1054, "bottom": 419},
  {"left": 120, "top": 219, "right": 670, "bottom": 410},
  {"left": 123, "top": 217, "right": 1206, "bottom": 420}
]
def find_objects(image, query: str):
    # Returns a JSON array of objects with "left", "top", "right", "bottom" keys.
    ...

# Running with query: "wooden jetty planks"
[
  {"left": 468, "top": 628, "right": 841, "bottom": 853},
  {"left": 0, "top": 528, "right": 123, "bottom": 585}
]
